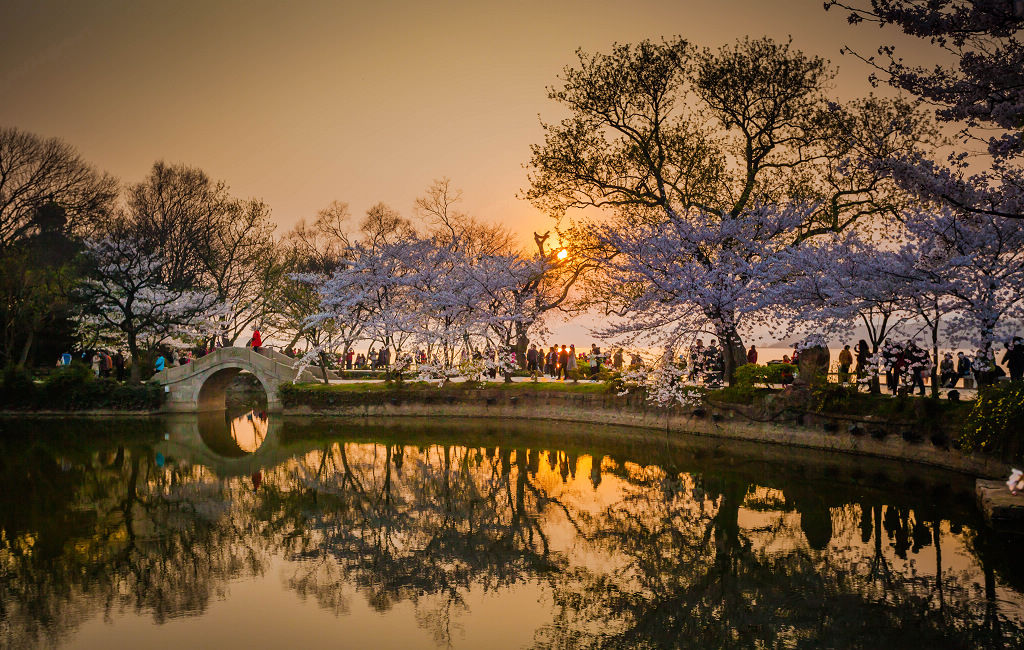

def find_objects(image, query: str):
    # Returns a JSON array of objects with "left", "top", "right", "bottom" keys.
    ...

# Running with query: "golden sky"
[{"left": 1, "top": 0, "right": 933, "bottom": 245}]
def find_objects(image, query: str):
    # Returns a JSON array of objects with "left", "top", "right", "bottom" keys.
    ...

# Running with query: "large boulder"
[{"left": 795, "top": 345, "right": 830, "bottom": 386}]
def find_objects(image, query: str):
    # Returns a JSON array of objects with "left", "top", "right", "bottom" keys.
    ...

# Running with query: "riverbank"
[
  {"left": 279, "top": 382, "right": 1008, "bottom": 478},
  {"left": 1, "top": 378, "right": 1010, "bottom": 479}
]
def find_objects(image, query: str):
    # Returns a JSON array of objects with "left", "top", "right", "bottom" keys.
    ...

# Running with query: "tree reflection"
[
  {"left": 1, "top": 420, "right": 1023, "bottom": 648},
  {"left": 0, "top": 430, "right": 268, "bottom": 647}
]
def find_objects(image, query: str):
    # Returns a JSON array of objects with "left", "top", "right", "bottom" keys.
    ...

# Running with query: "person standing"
[
  {"left": 838, "top": 345, "right": 853, "bottom": 384},
  {"left": 689, "top": 340, "right": 704, "bottom": 381},
  {"left": 567, "top": 344, "right": 578, "bottom": 377},
  {"left": 251, "top": 327, "right": 263, "bottom": 353},
  {"left": 527, "top": 344, "right": 539, "bottom": 372},
  {"left": 558, "top": 345, "right": 570, "bottom": 380},
  {"left": 746, "top": 345, "right": 758, "bottom": 365},
  {"left": 613, "top": 348, "right": 624, "bottom": 371},
  {"left": 114, "top": 351, "right": 126, "bottom": 382},
  {"left": 907, "top": 341, "right": 928, "bottom": 395},
  {"left": 154, "top": 354, "right": 166, "bottom": 373},
  {"left": 590, "top": 344, "right": 604, "bottom": 378},
  {"left": 1002, "top": 337, "right": 1024, "bottom": 381},
  {"left": 854, "top": 340, "right": 870, "bottom": 379}
]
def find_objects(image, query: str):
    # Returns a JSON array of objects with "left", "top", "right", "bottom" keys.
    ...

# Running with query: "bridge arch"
[
  {"left": 152, "top": 347, "right": 317, "bottom": 412},
  {"left": 156, "top": 412, "right": 287, "bottom": 478}
]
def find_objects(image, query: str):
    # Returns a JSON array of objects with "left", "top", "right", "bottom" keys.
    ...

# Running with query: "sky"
[
  {"left": 0, "top": 0, "right": 934, "bottom": 242},
  {"left": 0, "top": 0, "right": 935, "bottom": 347}
]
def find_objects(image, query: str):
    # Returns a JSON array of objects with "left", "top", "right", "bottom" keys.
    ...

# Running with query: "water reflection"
[
  {"left": 0, "top": 416, "right": 1022, "bottom": 648},
  {"left": 196, "top": 409, "right": 268, "bottom": 457}
]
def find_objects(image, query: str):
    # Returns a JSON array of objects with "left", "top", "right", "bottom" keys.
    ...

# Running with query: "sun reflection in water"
[{"left": 229, "top": 410, "right": 268, "bottom": 453}]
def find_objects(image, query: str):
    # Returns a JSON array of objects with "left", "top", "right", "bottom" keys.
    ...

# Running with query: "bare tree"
[{"left": 0, "top": 126, "right": 116, "bottom": 249}]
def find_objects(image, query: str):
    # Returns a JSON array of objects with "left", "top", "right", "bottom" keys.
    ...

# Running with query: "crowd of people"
[
  {"left": 826, "top": 337, "right": 1024, "bottom": 394},
  {"left": 524, "top": 343, "right": 637, "bottom": 380},
  {"left": 57, "top": 323, "right": 1024, "bottom": 395}
]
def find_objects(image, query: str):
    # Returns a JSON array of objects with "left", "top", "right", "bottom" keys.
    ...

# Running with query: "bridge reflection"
[
  {"left": 196, "top": 410, "right": 269, "bottom": 457},
  {"left": 156, "top": 411, "right": 287, "bottom": 478}
]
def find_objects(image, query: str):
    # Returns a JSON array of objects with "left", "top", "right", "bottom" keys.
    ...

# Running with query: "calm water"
[{"left": 1, "top": 413, "right": 1023, "bottom": 649}]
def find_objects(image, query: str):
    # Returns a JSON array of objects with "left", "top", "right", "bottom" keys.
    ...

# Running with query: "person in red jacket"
[
  {"left": 251, "top": 327, "right": 262, "bottom": 353},
  {"left": 746, "top": 345, "right": 758, "bottom": 364}
]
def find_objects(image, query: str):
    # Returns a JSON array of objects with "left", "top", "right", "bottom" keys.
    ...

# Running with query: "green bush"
[
  {"left": 960, "top": 381, "right": 1024, "bottom": 459},
  {"left": 0, "top": 365, "right": 38, "bottom": 408},
  {"left": 807, "top": 382, "right": 860, "bottom": 413},
  {"left": 0, "top": 364, "right": 162, "bottom": 411},
  {"left": 733, "top": 363, "right": 796, "bottom": 388}
]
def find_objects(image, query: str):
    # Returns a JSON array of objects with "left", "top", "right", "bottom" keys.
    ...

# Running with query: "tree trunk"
[
  {"left": 931, "top": 321, "right": 940, "bottom": 398},
  {"left": 514, "top": 329, "right": 529, "bottom": 370},
  {"left": 718, "top": 324, "right": 746, "bottom": 386},
  {"left": 17, "top": 328, "right": 35, "bottom": 368},
  {"left": 128, "top": 333, "right": 142, "bottom": 384},
  {"left": 318, "top": 351, "right": 330, "bottom": 384},
  {"left": 869, "top": 342, "right": 881, "bottom": 394}
]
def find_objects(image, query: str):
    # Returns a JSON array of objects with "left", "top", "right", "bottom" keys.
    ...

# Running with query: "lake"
[{"left": 1, "top": 412, "right": 1022, "bottom": 649}]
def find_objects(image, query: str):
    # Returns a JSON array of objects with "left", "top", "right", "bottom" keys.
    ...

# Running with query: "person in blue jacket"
[{"left": 154, "top": 355, "right": 166, "bottom": 372}]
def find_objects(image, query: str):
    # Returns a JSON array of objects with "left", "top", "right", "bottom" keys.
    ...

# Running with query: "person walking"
[
  {"left": 250, "top": 327, "right": 263, "bottom": 353},
  {"left": 154, "top": 354, "right": 166, "bottom": 373},
  {"left": 527, "top": 344, "right": 539, "bottom": 372}
]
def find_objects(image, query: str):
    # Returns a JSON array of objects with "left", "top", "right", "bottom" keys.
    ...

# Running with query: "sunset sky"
[{"left": 1, "top": 0, "right": 932, "bottom": 248}]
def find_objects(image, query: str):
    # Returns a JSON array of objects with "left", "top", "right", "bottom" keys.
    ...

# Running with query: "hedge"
[{"left": 0, "top": 364, "right": 163, "bottom": 411}]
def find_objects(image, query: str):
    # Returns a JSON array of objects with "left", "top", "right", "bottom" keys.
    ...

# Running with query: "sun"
[{"left": 557, "top": 249, "right": 568, "bottom": 260}]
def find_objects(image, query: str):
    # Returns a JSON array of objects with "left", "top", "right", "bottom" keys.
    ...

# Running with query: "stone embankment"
[{"left": 283, "top": 388, "right": 1009, "bottom": 479}]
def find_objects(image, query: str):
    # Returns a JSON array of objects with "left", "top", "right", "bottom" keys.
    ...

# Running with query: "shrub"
[
  {"left": 807, "top": 383, "right": 860, "bottom": 414},
  {"left": 0, "top": 364, "right": 162, "bottom": 411},
  {"left": 960, "top": 381, "right": 1024, "bottom": 460},
  {"left": 733, "top": 363, "right": 796, "bottom": 388},
  {"left": 0, "top": 365, "right": 38, "bottom": 408}
]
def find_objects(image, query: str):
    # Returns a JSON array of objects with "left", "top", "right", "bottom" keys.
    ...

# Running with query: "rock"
[{"left": 795, "top": 345, "right": 830, "bottom": 386}]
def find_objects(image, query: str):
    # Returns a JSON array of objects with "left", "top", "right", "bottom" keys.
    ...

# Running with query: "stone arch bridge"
[{"left": 152, "top": 347, "right": 317, "bottom": 412}]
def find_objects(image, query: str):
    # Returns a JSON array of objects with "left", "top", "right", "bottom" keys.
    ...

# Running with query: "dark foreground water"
[{"left": 1, "top": 413, "right": 1023, "bottom": 649}]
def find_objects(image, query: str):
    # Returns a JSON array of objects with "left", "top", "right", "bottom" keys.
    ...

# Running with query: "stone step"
[{"left": 976, "top": 478, "right": 1024, "bottom": 529}]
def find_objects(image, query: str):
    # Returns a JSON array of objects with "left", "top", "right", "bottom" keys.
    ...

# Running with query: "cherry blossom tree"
[
  {"left": 527, "top": 37, "right": 932, "bottom": 382},
  {"left": 826, "top": 0, "right": 1024, "bottom": 220},
  {"left": 901, "top": 207, "right": 1024, "bottom": 352},
  {"left": 580, "top": 202, "right": 812, "bottom": 384},
  {"left": 77, "top": 225, "right": 222, "bottom": 382}
]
